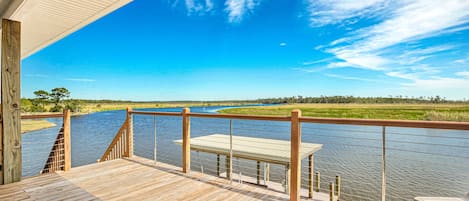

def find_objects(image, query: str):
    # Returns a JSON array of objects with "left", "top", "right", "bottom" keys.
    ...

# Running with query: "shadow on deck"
[{"left": 0, "top": 156, "right": 326, "bottom": 200}]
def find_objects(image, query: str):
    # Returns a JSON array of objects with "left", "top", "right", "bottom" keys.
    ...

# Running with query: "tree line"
[
  {"left": 21, "top": 87, "right": 82, "bottom": 113},
  {"left": 257, "top": 95, "right": 469, "bottom": 104}
]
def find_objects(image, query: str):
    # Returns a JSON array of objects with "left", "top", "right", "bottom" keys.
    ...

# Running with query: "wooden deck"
[{"left": 0, "top": 156, "right": 324, "bottom": 201}]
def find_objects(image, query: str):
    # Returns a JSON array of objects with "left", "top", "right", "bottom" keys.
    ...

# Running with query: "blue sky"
[{"left": 21, "top": 0, "right": 469, "bottom": 101}]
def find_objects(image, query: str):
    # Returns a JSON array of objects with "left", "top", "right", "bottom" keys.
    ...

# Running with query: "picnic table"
[{"left": 174, "top": 134, "right": 322, "bottom": 196}]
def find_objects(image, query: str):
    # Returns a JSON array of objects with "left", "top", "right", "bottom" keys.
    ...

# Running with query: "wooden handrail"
[
  {"left": 130, "top": 111, "right": 181, "bottom": 116},
  {"left": 21, "top": 113, "right": 64, "bottom": 119},
  {"left": 299, "top": 117, "right": 469, "bottom": 130},
  {"left": 188, "top": 113, "right": 292, "bottom": 122},
  {"left": 130, "top": 109, "right": 469, "bottom": 130}
]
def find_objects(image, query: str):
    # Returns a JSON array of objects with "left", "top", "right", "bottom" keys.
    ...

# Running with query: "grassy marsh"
[{"left": 219, "top": 104, "right": 469, "bottom": 121}]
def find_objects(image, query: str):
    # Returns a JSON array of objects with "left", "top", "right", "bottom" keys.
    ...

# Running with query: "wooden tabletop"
[{"left": 174, "top": 134, "right": 322, "bottom": 165}]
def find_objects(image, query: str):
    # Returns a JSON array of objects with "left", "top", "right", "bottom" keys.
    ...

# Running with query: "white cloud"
[
  {"left": 346, "top": 1, "right": 469, "bottom": 52},
  {"left": 24, "top": 74, "right": 48, "bottom": 78},
  {"left": 302, "top": 57, "right": 334, "bottom": 65},
  {"left": 225, "top": 0, "right": 261, "bottom": 23},
  {"left": 453, "top": 54, "right": 469, "bottom": 64},
  {"left": 279, "top": 42, "right": 287, "bottom": 47},
  {"left": 456, "top": 71, "right": 469, "bottom": 77},
  {"left": 402, "top": 77, "right": 469, "bottom": 90},
  {"left": 307, "top": 0, "right": 388, "bottom": 27},
  {"left": 308, "top": 0, "right": 469, "bottom": 93},
  {"left": 185, "top": 0, "right": 214, "bottom": 15},
  {"left": 328, "top": 51, "right": 388, "bottom": 70},
  {"left": 396, "top": 45, "right": 454, "bottom": 65},
  {"left": 324, "top": 73, "right": 382, "bottom": 82},
  {"left": 294, "top": 67, "right": 326, "bottom": 73},
  {"left": 64, "top": 78, "right": 96, "bottom": 82}
]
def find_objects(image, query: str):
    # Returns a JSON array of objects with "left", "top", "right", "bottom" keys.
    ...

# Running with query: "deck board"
[{"left": 0, "top": 156, "right": 327, "bottom": 200}]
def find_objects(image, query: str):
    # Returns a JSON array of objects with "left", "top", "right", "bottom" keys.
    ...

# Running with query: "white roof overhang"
[{"left": 0, "top": 0, "right": 132, "bottom": 59}]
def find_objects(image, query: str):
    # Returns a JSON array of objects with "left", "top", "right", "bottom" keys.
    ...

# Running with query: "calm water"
[{"left": 22, "top": 106, "right": 469, "bottom": 200}]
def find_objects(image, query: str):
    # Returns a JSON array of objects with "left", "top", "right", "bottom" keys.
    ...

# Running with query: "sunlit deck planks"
[{"left": 0, "top": 156, "right": 320, "bottom": 201}]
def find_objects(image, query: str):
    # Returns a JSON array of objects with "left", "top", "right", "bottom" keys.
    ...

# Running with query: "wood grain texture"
[
  {"left": 0, "top": 102, "right": 2, "bottom": 185},
  {"left": 20, "top": 114, "right": 64, "bottom": 119},
  {"left": 290, "top": 109, "right": 301, "bottom": 201},
  {"left": 1, "top": 19, "right": 21, "bottom": 184},
  {"left": 182, "top": 107, "right": 190, "bottom": 173},
  {"left": 126, "top": 107, "right": 133, "bottom": 157},
  {"left": 308, "top": 154, "right": 313, "bottom": 198},
  {"left": 63, "top": 110, "right": 71, "bottom": 171},
  {"left": 188, "top": 112, "right": 291, "bottom": 122},
  {"left": 0, "top": 156, "right": 321, "bottom": 200}
]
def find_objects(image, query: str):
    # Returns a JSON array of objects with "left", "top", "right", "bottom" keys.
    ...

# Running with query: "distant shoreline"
[
  {"left": 20, "top": 102, "right": 256, "bottom": 133},
  {"left": 218, "top": 103, "right": 469, "bottom": 122},
  {"left": 21, "top": 119, "right": 56, "bottom": 134}
]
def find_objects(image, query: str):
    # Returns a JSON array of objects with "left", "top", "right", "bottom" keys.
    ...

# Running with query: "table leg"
[
  {"left": 226, "top": 155, "right": 231, "bottom": 179},
  {"left": 257, "top": 161, "right": 260, "bottom": 185},
  {"left": 217, "top": 154, "right": 220, "bottom": 176},
  {"left": 285, "top": 164, "right": 290, "bottom": 194},
  {"left": 264, "top": 163, "right": 270, "bottom": 184},
  {"left": 309, "top": 154, "right": 314, "bottom": 199}
]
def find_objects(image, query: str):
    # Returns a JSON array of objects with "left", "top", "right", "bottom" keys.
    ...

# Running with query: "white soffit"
[{"left": 0, "top": 0, "right": 132, "bottom": 59}]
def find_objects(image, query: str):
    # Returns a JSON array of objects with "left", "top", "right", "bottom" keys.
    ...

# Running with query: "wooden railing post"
[
  {"left": 126, "top": 107, "right": 133, "bottom": 157},
  {"left": 63, "top": 109, "right": 71, "bottom": 171},
  {"left": 1, "top": 19, "right": 21, "bottom": 184},
  {"left": 182, "top": 107, "right": 190, "bottom": 173},
  {"left": 290, "top": 109, "right": 301, "bottom": 201},
  {"left": 382, "top": 126, "right": 386, "bottom": 201}
]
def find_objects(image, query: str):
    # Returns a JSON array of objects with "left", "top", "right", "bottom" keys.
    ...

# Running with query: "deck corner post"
[
  {"left": 381, "top": 126, "right": 386, "bottom": 201},
  {"left": 63, "top": 109, "right": 71, "bottom": 171},
  {"left": 290, "top": 109, "right": 302, "bottom": 201},
  {"left": 126, "top": 107, "right": 133, "bottom": 157},
  {"left": 1, "top": 18, "right": 21, "bottom": 185},
  {"left": 182, "top": 107, "right": 191, "bottom": 173}
]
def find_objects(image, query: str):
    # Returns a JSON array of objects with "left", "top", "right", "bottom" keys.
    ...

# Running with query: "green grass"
[
  {"left": 218, "top": 104, "right": 469, "bottom": 121},
  {"left": 21, "top": 120, "right": 56, "bottom": 133},
  {"left": 80, "top": 102, "right": 252, "bottom": 113}
]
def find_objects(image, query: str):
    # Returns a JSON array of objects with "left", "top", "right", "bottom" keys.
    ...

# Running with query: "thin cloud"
[
  {"left": 302, "top": 57, "right": 334, "bottom": 65},
  {"left": 324, "top": 73, "right": 382, "bottom": 82},
  {"left": 402, "top": 77, "right": 469, "bottom": 90},
  {"left": 294, "top": 67, "right": 327, "bottom": 73},
  {"left": 456, "top": 71, "right": 469, "bottom": 78},
  {"left": 307, "top": 0, "right": 389, "bottom": 27},
  {"left": 225, "top": 0, "right": 261, "bottom": 23},
  {"left": 279, "top": 42, "right": 287, "bottom": 47},
  {"left": 24, "top": 74, "right": 49, "bottom": 78},
  {"left": 64, "top": 78, "right": 96, "bottom": 82},
  {"left": 184, "top": 0, "right": 214, "bottom": 15}
]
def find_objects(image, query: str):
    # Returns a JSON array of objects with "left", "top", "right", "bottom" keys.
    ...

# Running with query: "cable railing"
[
  {"left": 98, "top": 108, "right": 133, "bottom": 162},
  {"left": 299, "top": 118, "right": 469, "bottom": 201},
  {"left": 21, "top": 110, "right": 71, "bottom": 176},
  {"left": 132, "top": 113, "right": 182, "bottom": 167},
  {"left": 97, "top": 107, "right": 469, "bottom": 201}
]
